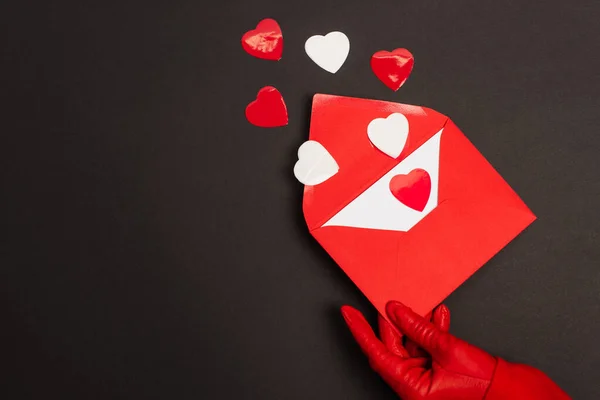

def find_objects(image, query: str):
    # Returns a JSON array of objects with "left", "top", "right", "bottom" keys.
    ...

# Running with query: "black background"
[{"left": 1, "top": 1, "right": 599, "bottom": 399}]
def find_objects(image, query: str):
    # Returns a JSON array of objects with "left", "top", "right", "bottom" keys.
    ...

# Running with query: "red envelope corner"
[{"left": 302, "top": 94, "right": 536, "bottom": 316}]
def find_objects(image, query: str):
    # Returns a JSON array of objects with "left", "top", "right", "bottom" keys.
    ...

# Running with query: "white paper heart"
[
  {"left": 304, "top": 31, "right": 350, "bottom": 74},
  {"left": 367, "top": 112, "right": 409, "bottom": 158},
  {"left": 294, "top": 140, "right": 339, "bottom": 185}
]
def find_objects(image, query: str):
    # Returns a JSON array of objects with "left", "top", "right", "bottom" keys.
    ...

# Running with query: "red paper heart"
[
  {"left": 371, "top": 48, "right": 414, "bottom": 91},
  {"left": 241, "top": 18, "right": 283, "bottom": 61},
  {"left": 389, "top": 168, "right": 431, "bottom": 212},
  {"left": 245, "top": 86, "right": 288, "bottom": 128}
]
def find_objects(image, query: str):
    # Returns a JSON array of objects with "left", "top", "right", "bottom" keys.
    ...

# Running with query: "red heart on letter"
[
  {"left": 371, "top": 48, "right": 414, "bottom": 91},
  {"left": 245, "top": 86, "right": 288, "bottom": 128},
  {"left": 389, "top": 168, "right": 431, "bottom": 212},
  {"left": 241, "top": 19, "right": 283, "bottom": 61}
]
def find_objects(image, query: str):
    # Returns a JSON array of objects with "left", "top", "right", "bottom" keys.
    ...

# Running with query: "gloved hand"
[
  {"left": 342, "top": 301, "right": 494, "bottom": 399},
  {"left": 341, "top": 301, "right": 570, "bottom": 400}
]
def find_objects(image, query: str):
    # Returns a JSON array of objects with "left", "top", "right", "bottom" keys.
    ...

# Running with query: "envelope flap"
[
  {"left": 438, "top": 119, "right": 534, "bottom": 210},
  {"left": 303, "top": 94, "right": 449, "bottom": 231}
]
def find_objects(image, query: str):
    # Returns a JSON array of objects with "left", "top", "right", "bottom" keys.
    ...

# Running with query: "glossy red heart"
[
  {"left": 245, "top": 86, "right": 288, "bottom": 128},
  {"left": 241, "top": 18, "right": 283, "bottom": 61},
  {"left": 389, "top": 168, "right": 431, "bottom": 212},
  {"left": 371, "top": 48, "right": 414, "bottom": 91}
]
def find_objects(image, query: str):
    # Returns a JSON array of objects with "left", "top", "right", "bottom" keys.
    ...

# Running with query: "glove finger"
[
  {"left": 432, "top": 304, "right": 451, "bottom": 333},
  {"left": 386, "top": 301, "right": 454, "bottom": 361},
  {"left": 378, "top": 314, "right": 409, "bottom": 358},
  {"left": 404, "top": 306, "right": 442, "bottom": 357},
  {"left": 341, "top": 306, "right": 393, "bottom": 365}
]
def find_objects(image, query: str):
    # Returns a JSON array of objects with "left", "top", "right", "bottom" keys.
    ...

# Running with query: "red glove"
[{"left": 341, "top": 301, "right": 570, "bottom": 400}]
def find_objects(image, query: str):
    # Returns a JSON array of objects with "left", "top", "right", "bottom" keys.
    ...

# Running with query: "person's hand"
[{"left": 341, "top": 301, "right": 496, "bottom": 400}]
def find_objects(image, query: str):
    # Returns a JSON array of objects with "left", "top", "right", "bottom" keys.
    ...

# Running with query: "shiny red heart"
[
  {"left": 371, "top": 48, "right": 414, "bottom": 91},
  {"left": 241, "top": 18, "right": 283, "bottom": 61},
  {"left": 389, "top": 168, "right": 431, "bottom": 212},
  {"left": 245, "top": 86, "right": 288, "bottom": 128}
]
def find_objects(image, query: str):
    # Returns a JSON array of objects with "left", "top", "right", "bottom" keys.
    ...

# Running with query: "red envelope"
[{"left": 302, "top": 94, "right": 536, "bottom": 316}]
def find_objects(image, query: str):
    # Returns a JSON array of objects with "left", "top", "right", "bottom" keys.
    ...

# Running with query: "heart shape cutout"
[
  {"left": 371, "top": 48, "right": 414, "bottom": 91},
  {"left": 294, "top": 141, "right": 339, "bottom": 185},
  {"left": 389, "top": 168, "right": 431, "bottom": 212},
  {"left": 367, "top": 112, "right": 409, "bottom": 158},
  {"left": 304, "top": 31, "right": 350, "bottom": 74},
  {"left": 245, "top": 86, "right": 288, "bottom": 127},
  {"left": 241, "top": 18, "right": 283, "bottom": 61}
]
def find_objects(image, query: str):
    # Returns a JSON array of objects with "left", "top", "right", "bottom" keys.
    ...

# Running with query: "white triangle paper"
[{"left": 322, "top": 129, "right": 442, "bottom": 232}]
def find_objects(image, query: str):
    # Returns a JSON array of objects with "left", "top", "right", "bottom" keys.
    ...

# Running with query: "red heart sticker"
[
  {"left": 389, "top": 168, "right": 431, "bottom": 212},
  {"left": 245, "top": 86, "right": 288, "bottom": 128},
  {"left": 371, "top": 48, "right": 414, "bottom": 91},
  {"left": 241, "top": 18, "right": 283, "bottom": 61}
]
